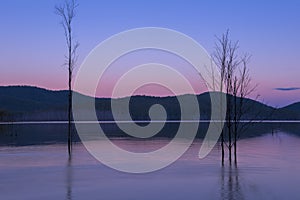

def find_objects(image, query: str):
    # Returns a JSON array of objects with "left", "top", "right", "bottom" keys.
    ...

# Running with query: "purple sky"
[{"left": 0, "top": 0, "right": 299, "bottom": 107}]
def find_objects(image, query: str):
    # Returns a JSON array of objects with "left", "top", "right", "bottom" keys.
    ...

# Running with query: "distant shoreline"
[{"left": 1, "top": 120, "right": 300, "bottom": 125}]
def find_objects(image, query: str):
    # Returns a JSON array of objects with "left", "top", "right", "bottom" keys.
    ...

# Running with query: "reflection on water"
[
  {"left": 66, "top": 159, "right": 72, "bottom": 200},
  {"left": 0, "top": 122, "right": 300, "bottom": 146},
  {"left": 220, "top": 165, "right": 244, "bottom": 200},
  {"left": 0, "top": 132, "right": 300, "bottom": 199}
]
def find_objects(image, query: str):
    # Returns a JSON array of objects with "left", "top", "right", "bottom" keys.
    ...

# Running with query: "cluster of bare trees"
[{"left": 213, "top": 31, "right": 257, "bottom": 165}]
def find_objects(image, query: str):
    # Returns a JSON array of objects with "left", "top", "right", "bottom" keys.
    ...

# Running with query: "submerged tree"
[
  {"left": 213, "top": 30, "right": 257, "bottom": 165},
  {"left": 213, "top": 32, "right": 228, "bottom": 165},
  {"left": 55, "top": 0, "right": 79, "bottom": 157}
]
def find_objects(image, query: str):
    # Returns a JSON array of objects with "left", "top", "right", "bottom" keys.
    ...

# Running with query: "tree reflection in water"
[
  {"left": 220, "top": 164, "right": 244, "bottom": 200},
  {"left": 66, "top": 158, "right": 73, "bottom": 200}
]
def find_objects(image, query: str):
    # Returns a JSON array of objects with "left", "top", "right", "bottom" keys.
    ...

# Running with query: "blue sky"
[{"left": 0, "top": 0, "right": 299, "bottom": 107}]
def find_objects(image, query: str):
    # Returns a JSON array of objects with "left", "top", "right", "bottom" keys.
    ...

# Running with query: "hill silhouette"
[
  {"left": 280, "top": 102, "right": 300, "bottom": 113},
  {"left": 0, "top": 85, "right": 299, "bottom": 121}
]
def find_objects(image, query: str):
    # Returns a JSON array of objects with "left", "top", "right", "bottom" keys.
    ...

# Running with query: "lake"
[{"left": 0, "top": 123, "right": 300, "bottom": 199}]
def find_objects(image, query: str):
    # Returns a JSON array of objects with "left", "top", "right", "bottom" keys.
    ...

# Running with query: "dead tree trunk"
[
  {"left": 55, "top": 0, "right": 79, "bottom": 158},
  {"left": 214, "top": 30, "right": 255, "bottom": 165}
]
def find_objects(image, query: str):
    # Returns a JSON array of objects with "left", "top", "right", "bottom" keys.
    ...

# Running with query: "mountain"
[
  {"left": 0, "top": 86, "right": 68, "bottom": 113},
  {"left": 0, "top": 85, "right": 299, "bottom": 121},
  {"left": 281, "top": 102, "right": 300, "bottom": 112},
  {"left": 277, "top": 102, "right": 300, "bottom": 120}
]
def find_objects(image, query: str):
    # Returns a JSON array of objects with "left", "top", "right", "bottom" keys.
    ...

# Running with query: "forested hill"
[{"left": 0, "top": 86, "right": 299, "bottom": 121}]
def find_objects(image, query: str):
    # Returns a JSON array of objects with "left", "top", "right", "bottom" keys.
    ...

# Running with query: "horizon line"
[{"left": 1, "top": 120, "right": 300, "bottom": 125}]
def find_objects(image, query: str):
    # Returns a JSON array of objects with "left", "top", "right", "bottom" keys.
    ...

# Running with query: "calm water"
[{"left": 0, "top": 131, "right": 300, "bottom": 200}]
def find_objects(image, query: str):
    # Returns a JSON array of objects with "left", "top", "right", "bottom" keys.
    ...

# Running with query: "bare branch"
[{"left": 55, "top": 0, "right": 79, "bottom": 157}]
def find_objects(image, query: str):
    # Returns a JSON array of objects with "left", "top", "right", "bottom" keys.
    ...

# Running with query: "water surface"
[{"left": 0, "top": 132, "right": 300, "bottom": 200}]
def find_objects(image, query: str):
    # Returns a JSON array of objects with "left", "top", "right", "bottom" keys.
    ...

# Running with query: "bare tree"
[
  {"left": 55, "top": 0, "right": 79, "bottom": 157},
  {"left": 232, "top": 55, "right": 260, "bottom": 164},
  {"left": 213, "top": 32, "right": 229, "bottom": 165},
  {"left": 214, "top": 30, "right": 256, "bottom": 165},
  {"left": 213, "top": 30, "right": 238, "bottom": 164}
]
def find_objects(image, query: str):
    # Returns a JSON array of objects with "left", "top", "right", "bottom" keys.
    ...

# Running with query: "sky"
[{"left": 0, "top": 0, "right": 299, "bottom": 107}]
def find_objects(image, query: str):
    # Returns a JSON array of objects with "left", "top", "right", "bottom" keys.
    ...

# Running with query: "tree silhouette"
[
  {"left": 55, "top": 0, "right": 79, "bottom": 158},
  {"left": 214, "top": 30, "right": 257, "bottom": 164}
]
